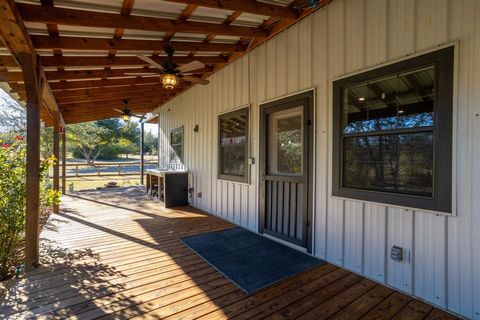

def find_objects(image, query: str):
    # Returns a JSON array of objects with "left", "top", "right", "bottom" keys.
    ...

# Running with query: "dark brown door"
[{"left": 259, "top": 91, "right": 314, "bottom": 252}]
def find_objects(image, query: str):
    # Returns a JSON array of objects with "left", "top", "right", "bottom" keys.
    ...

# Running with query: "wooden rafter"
[
  {"left": 39, "top": 55, "right": 227, "bottom": 68},
  {"left": 44, "top": 67, "right": 212, "bottom": 81},
  {"left": 17, "top": 3, "right": 267, "bottom": 38},
  {"left": 163, "top": 0, "right": 299, "bottom": 19},
  {"left": 31, "top": 35, "right": 247, "bottom": 52}
]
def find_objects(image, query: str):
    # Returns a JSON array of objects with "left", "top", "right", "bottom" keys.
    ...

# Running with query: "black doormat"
[{"left": 180, "top": 227, "right": 325, "bottom": 293}]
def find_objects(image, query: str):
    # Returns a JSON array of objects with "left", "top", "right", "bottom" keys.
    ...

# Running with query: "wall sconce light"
[{"left": 193, "top": 124, "right": 199, "bottom": 132}]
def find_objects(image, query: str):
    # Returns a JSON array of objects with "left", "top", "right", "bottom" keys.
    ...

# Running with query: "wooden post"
[
  {"left": 140, "top": 122, "right": 145, "bottom": 185},
  {"left": 22, "top": 54, "right": 42, "bottom": 270},
  {"left": 62, "top": 129, "right": 66, "bottom": 194},
  {"left": 53, "top": 115, "right": 60, "bottom": 213}
]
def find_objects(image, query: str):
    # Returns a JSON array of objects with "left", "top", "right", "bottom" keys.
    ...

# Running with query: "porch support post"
[
  {"left": 62, "top": 128, "right": 66, "bottom": 194},
  {"left": 0, "top": 0, "right": 63, "bottom": 270},
  {"left": 22, "top": 54, "right": 42, "bottom": 269},
  {"left": 140, "top": 122, "right": 145, "bottom": 185},
  {"left": 53, "top": 114, "right": 60, "bottom": 213}
]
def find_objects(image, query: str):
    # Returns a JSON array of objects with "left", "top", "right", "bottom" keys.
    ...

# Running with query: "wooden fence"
[{"left": 63, "top": 161, "right": 157, "bottom": 177}]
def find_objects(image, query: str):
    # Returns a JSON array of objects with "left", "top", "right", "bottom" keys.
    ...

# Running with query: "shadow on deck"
[{"left": 0, "top": 187, "right": 459, "bottom": 319}]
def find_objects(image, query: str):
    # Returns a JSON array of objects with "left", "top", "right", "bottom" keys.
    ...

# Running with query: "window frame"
[
  {"left": 170, "top": 126, "right": 184, "bottom": 164},
  {"left": 332, "top": 46, "right": 454, "bottom": 213},
  {"left": 217, "top": 106, "right": 250, "bottom": 183}
]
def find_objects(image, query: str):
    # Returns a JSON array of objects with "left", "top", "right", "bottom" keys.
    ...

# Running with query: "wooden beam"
[
  {"left": 31, "top": 35, "right": 247, "bottom": 52},
  {"left": 18, "top": 3, "right": 267, "bottom": 38},
  {"left": 60, "top": 96, "right": 168, "bottom": 110},
  {"left": 45, "top": 67, "right": 212, "bottom": 81},
  {"left": 53, "top": 113, "right": 60, "bottom": 214},
  {"left": 61, "top": 129, "right": 66, "bottom": 194},
  {"left": 40, "top": 55, "right": 227, "bottom": 68},
  {"left": 163, "top": 0, "right": 298, "bottom": 19},
  {"left": 0, "top": 55, "right": 17, "bottom": 67},
  {"left": 49, "top": 77, "right": 164, "bottom": 90},
  {"left": 56, "top": 89, "right": 176, "bottom": 104},
  {"left": 61, "top": 106, "right": 158, "bottom": 124},
  {"left": 53, "top": 83, "right": 174, "bottom": 99},
  {"left": 0, "top": 71, "right": 23, "bottom": 82}
]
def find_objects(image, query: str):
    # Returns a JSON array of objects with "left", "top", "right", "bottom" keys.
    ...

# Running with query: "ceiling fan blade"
[
  {"left": 177, "top": 60, "right": 205, "bottom": 73},
  {"left": 124, "top": 72, "right": 159, "bottom": 76},
  {"left": 137, "top": 55, "right": 167, "bottom": 72},
  {"left": 113, "top": 108, "right": 125, "bottom": 114},
  {"left": 132, "top": 114, "right": 145, "bottom": 119},
  {"left": 181, "top": 75, "right": 209, "bottom": 85}
]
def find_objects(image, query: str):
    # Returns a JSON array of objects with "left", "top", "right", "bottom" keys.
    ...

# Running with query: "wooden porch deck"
[{"left": 0, "top": 187, "right": 458, "bottom": 319}]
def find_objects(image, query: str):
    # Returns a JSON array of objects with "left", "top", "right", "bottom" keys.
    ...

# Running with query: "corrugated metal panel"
[{"left": 154, "top": 0, "right": 480, "bottom": 318}]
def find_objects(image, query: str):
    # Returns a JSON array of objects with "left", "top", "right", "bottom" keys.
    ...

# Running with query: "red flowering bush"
[{"left": 0, "top": 139, "right": 60, "bottom": 279}]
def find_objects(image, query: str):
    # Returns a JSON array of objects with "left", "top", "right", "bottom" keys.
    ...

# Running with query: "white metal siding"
[{"left": 154, "top": 0, "right": 480, "bottom": 318}]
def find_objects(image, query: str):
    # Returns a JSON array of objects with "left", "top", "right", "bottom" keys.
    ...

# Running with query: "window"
[
  {"left": 218, "top": 107, "right": 249, "bottom": 183},
  {"left": 333, "top": 47, "right": 454, "bottom": 213},
  {"left": 170, "top": 126, "right": 183, "bottom": 163}
]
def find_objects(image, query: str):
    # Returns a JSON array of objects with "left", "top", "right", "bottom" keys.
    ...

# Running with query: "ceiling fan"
[
  {"left": 114, "top": 99, "right": 144, "bottom": 122},
  {"left": 125, "top": 46, "right": 209, "bottom": 89}
]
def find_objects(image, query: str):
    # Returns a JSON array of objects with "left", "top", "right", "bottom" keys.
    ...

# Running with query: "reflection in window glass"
[
  {"left": 343, "top": 132, "right": 434, "bottom": 197},
  {"left": 170, "top": 127, "right": 183, "bottom": 163},
  {"left": 219, "top": 109, "right": 248, "bottom": 179},
  {"left": 343, "top": 66, "right": 435, "bottom": 133},
  {"left": 276, "top": 116, "right": 302, "bottom": 174}
]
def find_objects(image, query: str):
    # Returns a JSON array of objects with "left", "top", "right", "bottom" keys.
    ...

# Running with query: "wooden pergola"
[{"left": 0, "top": 0, "right": 327, "bottom": 270}]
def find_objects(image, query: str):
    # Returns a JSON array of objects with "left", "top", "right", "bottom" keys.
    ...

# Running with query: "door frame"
[{"left": 258, "top": 90, "right": 315, "bottom": 253}]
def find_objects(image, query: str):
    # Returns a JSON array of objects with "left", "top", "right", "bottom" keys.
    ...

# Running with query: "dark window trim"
[
  {"left": 170, "top": 126, "right": 184, "bottom": 163},
  {"left": 332, "top": 46, "right": 454, "bottom": 213},
  {"left": 218, "top": 106, "right": 250, "bottom": 183}
]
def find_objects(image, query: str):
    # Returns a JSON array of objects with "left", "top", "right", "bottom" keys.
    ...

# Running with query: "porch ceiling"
[{"left": 0, "top": 0, "right": 330, "bottom": 125}]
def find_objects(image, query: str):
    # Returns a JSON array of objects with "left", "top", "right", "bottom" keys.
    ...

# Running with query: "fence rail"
[{"left": 63, "top": 161, "right": 157, "bottom": 177}]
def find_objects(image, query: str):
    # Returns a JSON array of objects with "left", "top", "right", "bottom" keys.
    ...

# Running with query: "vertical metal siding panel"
[
  {"left": 364, "top": 203, "right": 387, "bottom": 283},
  {"left": 364, "top": 0, "right": 387, "bottom": 66},
  {"left": 472, "top": 3, "right": 480, "bottom": 318},
  {"left": 414, "top": 213, "right": 446, "bottom": 307},
  {"left": 266, "top": 39, "right": 276, "bottom": 100},
  {"left": 415, "top": 0, "right": 448, "bottom": 52},
  {"left": 249, "top": 50, "right": 260, "bottom": 232},
  {"left": 287, "top": 25, "right": 300, "bottom": 93},
  {"left": 344, "top": 0, "right": 365, "bottom": 73},
  {"left": 326, "top": 0, "right": 345, "bottom": 266},
  {"left": 298, "top": 16, "right": 312, "bottom": 90},
  {"left": 447, "top": 1, "right": 475, "bottom": 317},
  {"left": 343, "top": 200, "right": 364, "bottom": 273},
  {"left": 217, "top": 70, "right": 226, "bottom": 216},
  {"left": 276, "top": 32, "right": 287, "bottom": 97},
  {"left": 228, "top": 64, "right": 235, "bottom": 109},
  {"left": 312, "top": 7, "right": 329, "bottom": 258},
  {"left": 234, "top": 60, "right": 242, "bottom": 107},
  {"left": 327, "top": 198, "right": 344, "bottom": 265},
  {"left": 386, "top": 208, "right": 414, "bottom": 295},
  {"left": 387, "top": 0, "right": 415, "bottom": 60}
]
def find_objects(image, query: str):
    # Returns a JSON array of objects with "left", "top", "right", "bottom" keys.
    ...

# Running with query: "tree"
[
  {"left": 0, "top": 91, "right": 25, "bottom": 134},
  {"left": 144, "top": 131, "right": 158, "bottom": 155},
  {"left": 67, "top": 122, "right": 110, "bottom": 164}
]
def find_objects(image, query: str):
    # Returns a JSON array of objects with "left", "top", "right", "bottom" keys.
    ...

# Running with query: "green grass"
[{"left": 66, "top": 175, "right": 142, "bottom": 191}]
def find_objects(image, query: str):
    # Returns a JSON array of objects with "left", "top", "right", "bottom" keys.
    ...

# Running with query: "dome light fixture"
[
  {"left": 121, "top": 113, "right": 131, "bottom": 122},
  {"left": 162, "top": 73, "right": 178, "bottom": 89}
]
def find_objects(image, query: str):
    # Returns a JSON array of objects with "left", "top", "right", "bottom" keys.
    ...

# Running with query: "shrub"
[{"left": 0, "top": 138, "right": 60, "bottom": 279}]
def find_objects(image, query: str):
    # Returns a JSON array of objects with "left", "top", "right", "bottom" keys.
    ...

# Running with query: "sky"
[{"left": 0, "top": 88, "right": 158, "bottom": 136}]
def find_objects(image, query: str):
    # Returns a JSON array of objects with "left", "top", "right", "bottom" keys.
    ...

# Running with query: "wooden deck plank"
[
  {"left": 393, "top": 300, "right": 434, "bottom": 320},
  {"left": 0, "top": 187, "right": 459, "bottom": 320},
  {"left": 299, "top": 278, "right": 378, "bottom": 320}
]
